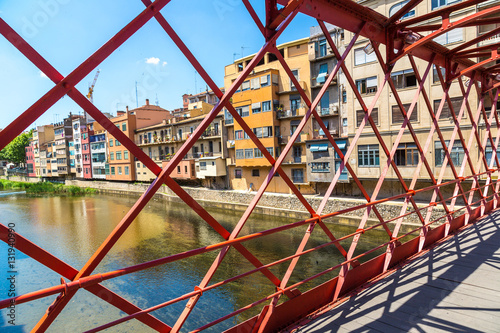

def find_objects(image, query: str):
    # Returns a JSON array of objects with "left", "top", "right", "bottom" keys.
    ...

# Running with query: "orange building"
[
  {"left": 224, "top": 38, "right": 315, "bottom": 194},
  {"left": 106, "top": 99, "right": 171, "bottom": 181}
]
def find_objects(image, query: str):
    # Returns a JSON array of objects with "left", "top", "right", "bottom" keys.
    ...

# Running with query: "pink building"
[{"left": 25, "top": 140, "right": 36, "bottom": 177}]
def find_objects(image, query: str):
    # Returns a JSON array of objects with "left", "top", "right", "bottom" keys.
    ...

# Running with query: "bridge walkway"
[{"left": 290, "top": 210, "right": 500, "bottom": 333}]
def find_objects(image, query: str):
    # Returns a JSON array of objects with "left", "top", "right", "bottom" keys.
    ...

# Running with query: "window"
[
  {"left": 224, "top": 108, "right": 234, "bottom": 124},
  {"left": 111, "top": 167, "right": 115, "bottom": 175},
  {"left": 291, "top": 69, "right": 299, "bottom": 90},
  {"left": 251, "top": 77, "right": 260, "bottom": 89},
  {"left": 266, "top": 147, "right": 274, "bottom": 157},
  {"left": 254, "top": 148, "right": 263, "bottom": 158},
  {"left": 435, "top": 140, "right": 465, "bottom": 167},
  {"left": 433, "top": 28, "right": 463, "bottom": 45},
  {"left": 342, "top": 118, "right": 348, "bottom": 127},
  {"left": 262, "top": 101, "right": 272, "bottom": 112},
  {"left": 185, "top": 165, "right": 188, "bottom": 173},
  {"left": 236, "top": 105, "right": 250, "bottom": 117},
  {"left": 200, "top": 161, "right": 207, "bottom": 170},
  {"left": 253, "top": 126, "right": 272, "bottom": 138},
  {"left": 433, "top": 97, "right": 464, "bottom": 119},
  {"left": 432, "top": 65, "right": 446, "bottom": 83},
  {"left": 124, "top": 151, "right": 128, "bottom": 160},
  {"left": 317, "top": 63, "right": 328, "bottom": 84},
  {"left": 242, "top": 80, "right": 250, "bottom": 91},
  {"left": 252, "top": 102, "right": 261, "bottom": 114},
  {"left": 235, "top": 169, "right": 242, "bottom": 179},
  {"left": 342, "top": 90, "right": 347, "bottom": 103},
  {"left": 395, "top": 143, "right": 419, "bottom": 166},
  {"left": 358, "top": 144, "right": 380, "bottom": 167},
  {"left": 109, "top": 139, "right": 113, "bottom": 147},
  {"left": 235, "top": 130, "right": 249, "bottom": 140},
  {"left": 311, "top": 162, "right": 330, "bottom": 172},
  {"left": 245, "top": 149, "right": 253, "bottom": 159},
  {"left": 389, "top": 0, "right": 416, "bottom": 19},
  {"left": 110, "top": 152, "right": 114, "bottom": 161},
  {"left": 356, "top": 108, "right": 379, "bottom": 126},
  {"left": 125, "top": 166, "right": 129, "bottom": 175},
  {"left": 354, "top": 48, "right": 377, "bottom": 66},
  {"left": 137, "top": 162, "right": 140, "bottom": 168},
  {"left": 122, "top": 123, "right": 127, "bottom": 131},
  {"left": 292, "top": 169, "right": 304, "bottom": 183},
  {"left": 177, "top": 166, "right": 181, "bottom": 173},
  {"left": 432, "top": 0, "right": 460, "bottom": 10},
  {"left": 392, "top": 103, "right": 418, "bottom": 123},
  {"left": 118, "top": 167, "right": 122, "bottom": 175},
  {"left": 319, "top": 38, "right": 327, "bottom": 57},
  {"left": 236, "top": 149, "right": 244, "bottom": 159},
  {"left": 252, "top": 169, "right": 260, "bottom": 177},
  {"left": 116, "top": 151, "right": 122, "bottom": 160},
  {"left": 115, "top": 140, "right": 121, "bottom": 146},
  {"left": 260, "top": 74, "right": 270, "bottom": 87},
  {"left": 356, "top": 76, "right": 377, "bottom": 94},
  {"left": 391, "top": 69, "right": 416, "bottom": 89}
]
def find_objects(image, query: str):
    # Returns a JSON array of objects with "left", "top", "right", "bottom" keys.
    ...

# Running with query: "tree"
[{"left": 0, "top": 131, "right": 32, "bottom": 164}]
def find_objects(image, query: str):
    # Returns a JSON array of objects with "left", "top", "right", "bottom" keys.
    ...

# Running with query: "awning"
[
  {"left": 310, "top": 143, "right": 329, "bottom": 152},
  {"left": 335, "top": 140, "right": 347, "bottom": 150}
]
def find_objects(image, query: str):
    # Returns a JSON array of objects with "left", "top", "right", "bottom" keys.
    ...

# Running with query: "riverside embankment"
[{"left": 64, "top": 179, "right": 447, "bottom": 226}]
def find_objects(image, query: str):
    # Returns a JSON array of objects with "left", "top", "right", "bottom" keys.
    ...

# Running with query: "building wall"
[
  {"left": 106, "top": 112, "right": 136, "bottom": 181},
  {"left": 338, "top": 0, "right": 492, "bottom": 196}
]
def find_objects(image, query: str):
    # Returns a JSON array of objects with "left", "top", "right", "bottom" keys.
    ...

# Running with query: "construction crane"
[{"left": 86, "top": 69, "right": 100, "bottom": 103}]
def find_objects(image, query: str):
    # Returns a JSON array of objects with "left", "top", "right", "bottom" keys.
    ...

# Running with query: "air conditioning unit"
[{"left": 330, "top": 105, "right": 339, "bottom": 114}]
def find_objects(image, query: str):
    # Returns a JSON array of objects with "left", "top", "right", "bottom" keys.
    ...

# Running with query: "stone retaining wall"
[{"left": 66, "top": 179, "right": 448, "bottom": 226}]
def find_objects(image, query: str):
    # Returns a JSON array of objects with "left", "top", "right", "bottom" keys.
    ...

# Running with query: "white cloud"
[
  {"left": 39, "top": 71, "right": 48, "bottom": 78},
  {"left": 145, "top": 57, "right": 160, "bottom": 65},
  {"left": 162, "top": 61, "right": 167, "bottom": 67}
]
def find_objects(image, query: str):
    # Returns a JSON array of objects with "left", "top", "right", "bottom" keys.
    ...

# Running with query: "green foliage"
[
  {"left": 0, "top": 179, "right": 98, "bottom": 196},
  {"left": 0, "top": 131, "right": 32, "bottom": 164}
]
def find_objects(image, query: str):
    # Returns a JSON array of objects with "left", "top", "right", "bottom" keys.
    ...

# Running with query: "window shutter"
[
  {"left": 366, "top": 76, "right": 377, "bottom": 88},
  {"left": 354, "top": 49, "right": 365, "bottom": 65},
  {"left": 251, "top": 78, "right": 260, "bottom": 89},
  {"left": 447, "top": 28, "right": 463, "bottom": 44},
  {"left": 260, "top": 75, "right": 268, "bottom": 85}
]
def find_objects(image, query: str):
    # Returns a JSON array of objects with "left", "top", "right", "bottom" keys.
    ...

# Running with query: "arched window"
[{"left": 389, "top": 0, "right": 415, "bottom": 20}]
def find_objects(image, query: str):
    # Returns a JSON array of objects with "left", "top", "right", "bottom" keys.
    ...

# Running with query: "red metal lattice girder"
[{"left": 2, "top": 0, "right": 500, "bottom": 331}]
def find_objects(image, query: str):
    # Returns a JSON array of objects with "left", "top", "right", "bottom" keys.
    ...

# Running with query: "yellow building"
[{"left": 224, "top": 38, "right": 315, "bottom": 194}]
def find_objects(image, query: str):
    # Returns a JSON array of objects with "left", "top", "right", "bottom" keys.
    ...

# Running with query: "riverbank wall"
[{"left": 65, "top": 179, "right": 448, "bottom": 226}]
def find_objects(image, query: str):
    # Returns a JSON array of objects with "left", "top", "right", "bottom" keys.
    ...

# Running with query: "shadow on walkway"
[{"left": 295, "top": 210, "right": 500, "bottom": 333}]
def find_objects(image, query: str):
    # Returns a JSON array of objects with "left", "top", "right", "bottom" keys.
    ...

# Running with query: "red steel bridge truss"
[{"left": 1, "top": 0, "right": 500, "bottom": 332}]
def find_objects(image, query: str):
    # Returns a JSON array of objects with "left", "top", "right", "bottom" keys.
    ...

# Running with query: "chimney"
[
  {"left": 117, "top": 111, "right": 125, "bottom": 116},
  {"left": 145, "top": 99, "right": 150, "bottom": 106},
  {"left": 126, "top": 106, "right": 129, "bottom": 112}
]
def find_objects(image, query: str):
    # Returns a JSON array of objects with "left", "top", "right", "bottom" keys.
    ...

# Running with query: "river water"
[{"left": 0, "top": 191, "right": 412, "bottom": 332}]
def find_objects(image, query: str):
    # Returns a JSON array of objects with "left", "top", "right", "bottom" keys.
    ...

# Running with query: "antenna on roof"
[
  {"left": 241, "top": 45, "right": 250, "bottom": 58},
  {"left": 155, "top": 93, "right": 159, "bottom": 106},
  {"left": 135, "top": 81, "right": 139, "bottom": 108},
  {"left": 194, "top": 70, "right": 198, "bottom": 96},
  {"left": 233, "top": 53, "right": 239, "bottom": 62}
]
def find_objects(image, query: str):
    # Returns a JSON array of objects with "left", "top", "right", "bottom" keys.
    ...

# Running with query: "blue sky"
[{"left": 0, "top": 0, "right": 316, "bottom": 130}]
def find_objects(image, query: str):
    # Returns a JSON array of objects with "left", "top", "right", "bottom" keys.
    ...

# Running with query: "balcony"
[
  {"left": 317, "top": 104, "right": 339, "bottom": 116},
  {"left": 278, "top": 133, "right": 309, "bottom": 145},
  {"left": 225, "top": 118, "right": 234, "bottom": 125},
  {"left": 312, "top": 76, "right": 337, "bottom": 88},
  {"left": 276, "top": 107, "right": 306, "bottom": 119},
  {"left": 312, "top": 128, "right": 339, "bottom": 139},
  {"left": 278, "top": 80, "right": 307, "bottom": 95},
  {"left": 201, "top": 129, "right": 220, "bottom": 138}
]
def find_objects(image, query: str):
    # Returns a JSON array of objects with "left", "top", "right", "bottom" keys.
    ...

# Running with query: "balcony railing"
[
  {"left": 276, "top": 107, "right": 306, "bottom": 119},
  {"left": 317, "top": 104, "right": 339, "bottom": 116},
  {"left": 201, "top": 129, "right": 220, "bottom": 138},
  {"left": 225, "top": 118, "right": 234, "bottom": 125}
]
